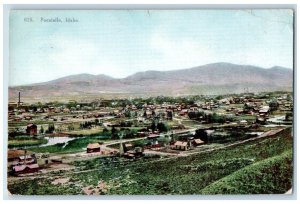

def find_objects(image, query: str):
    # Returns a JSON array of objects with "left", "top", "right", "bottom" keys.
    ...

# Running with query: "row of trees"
[
  {"left": 110, "top": 126, "right": 138, "bottom": 140},
  {"left": 79, "top": 119, "right": 103, "bottom": 129},
  {"left": 149, "top": 120, "right": 170, "bottom": 132},
  {"left": 188, "top": 111, "right": 234, "bottom": 123},
  {"left": 45, "top": 124, "right": 55, "bottom": 134},
  {"left": 195, "top": 128, "right": 247, "bottom": 143}
]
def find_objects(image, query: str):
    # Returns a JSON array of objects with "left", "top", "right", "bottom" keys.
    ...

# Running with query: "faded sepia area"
[{"left": 8, "top": 10, "right": 293, "bottom": 195}]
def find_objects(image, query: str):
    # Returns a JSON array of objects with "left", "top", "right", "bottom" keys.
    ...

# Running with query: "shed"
[
  {"left": 193, "top": 139, "right": 205, "bottom": 146},
  {"left": 87, "top": 143, "right": 101, "bottom": 153},
  {"left": 49, "top": 156, "right": 63, "bottom": 164}
]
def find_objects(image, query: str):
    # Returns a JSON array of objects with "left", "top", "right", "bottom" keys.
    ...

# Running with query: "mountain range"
[{"left": 9, "top": 63, "right": 293, "bottom": 102}]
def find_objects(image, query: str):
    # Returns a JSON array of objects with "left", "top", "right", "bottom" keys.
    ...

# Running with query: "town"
[{"left": 7, "top": 91, "right": 293, "bottom": 195}]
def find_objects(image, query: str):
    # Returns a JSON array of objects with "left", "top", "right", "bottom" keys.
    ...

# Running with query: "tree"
[
  {"left": 124, "top": 110, "right": 131, "bottom": 118},
  {"left": 67, "top": 101, "right": 77, "bottom": 109},
  {"left": 46, "top": 124, "right": 55, "bottom": 134},
  {"left": 39, "top": 126, "right": 44, "bottom": 134},
  {"left": 150, "top": 120, "right": 156, "bottom": 131},
  {"left": 37, "top": 102, "right": 43, "bottom": 108},
  {"left": 167, "top": 111, "right": 173, "bottom": 120},
  {"left": 103, "top": 127, "right": 109, "bottom": 133},
  {"left": 269, "top": 100, "right": 279, "bottom": 112},
  {"left": 195, "top": 129, "right": 208, "bottom": 143},
  {"left": 285, "top": 112, "right": 293, "bottom": 121},
  {"left": 111, "top": 126, "right": 118, "bottom": 139},
  {"left": 132, "top": 140, "right": 145, "bottom": 147},
  {"left": 157, "top": 122, "right": 169, "bottom": 132},
  {"left": 68, "top": 125, "right": 74, "bottom": 131},
  {"left": 188, "top": 111, "right": 199, "bottom": 120},
  {"left": 152, "top": 110, "right": 156, "bottom": 117},
  {"left": 157, "top": 136, "right": 171, "bottom": 146}
]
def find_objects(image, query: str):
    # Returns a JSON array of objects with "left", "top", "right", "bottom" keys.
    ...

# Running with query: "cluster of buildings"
[
  {"left": 8, "top": 92, "right": 293, "bottom": 176},
  {"left": 171, "top": 138, "right": 205, "bottom": 151},
  {"left": 8, "top": 150, "right": 39, "bottom": 175}
]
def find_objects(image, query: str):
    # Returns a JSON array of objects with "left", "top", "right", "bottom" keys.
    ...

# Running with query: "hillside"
[{"left": 9, "top": 63, "right": 293, "bottom": 101}]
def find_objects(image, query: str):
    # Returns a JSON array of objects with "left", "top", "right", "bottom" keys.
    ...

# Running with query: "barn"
[{"left": 26, "top": 123, "right": 37, "bottom": 135}]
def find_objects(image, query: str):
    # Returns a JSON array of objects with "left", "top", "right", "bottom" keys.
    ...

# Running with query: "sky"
[{"left": 9, "top": 9, "right": 294, "bottom": 86}]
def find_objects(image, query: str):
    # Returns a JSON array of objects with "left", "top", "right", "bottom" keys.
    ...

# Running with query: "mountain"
[{"left": 9, "top": 63, "right": 293, "bottom": 102}]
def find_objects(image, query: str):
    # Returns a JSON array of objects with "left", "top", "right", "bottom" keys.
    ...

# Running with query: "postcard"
[{"left": 7, "top": 9, "right": 294, "bottom": 196}]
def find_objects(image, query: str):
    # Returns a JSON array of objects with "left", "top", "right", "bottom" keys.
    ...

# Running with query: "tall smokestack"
[{"left": 18, "top": 92, "right": 21, "bottom": 104}]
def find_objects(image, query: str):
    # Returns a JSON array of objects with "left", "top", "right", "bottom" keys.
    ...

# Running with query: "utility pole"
[
  {"left": 119, "top": 131, "right": 124, "bottom": 156},
  {"left": 18, "top": 92, "right": 21, "bottom": 107}
]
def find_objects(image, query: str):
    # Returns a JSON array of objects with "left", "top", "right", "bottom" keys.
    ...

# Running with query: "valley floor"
[{"left": 7, "top": 128, "right": 292, "bottom": 195}]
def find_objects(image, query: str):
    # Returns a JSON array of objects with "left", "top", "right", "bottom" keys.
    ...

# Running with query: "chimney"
[{"left": 18, "top": 92, "right": 21, "bottom": 104}]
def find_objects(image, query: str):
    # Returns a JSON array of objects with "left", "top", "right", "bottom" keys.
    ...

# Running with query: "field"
[
  {"left": 8, "top": 136, "right": 48, "bottom": 148},
  {"left": 66, "top": 128, "right": 105, "bottom": 137},
  {"left": 201, "top": 150, "right": 292, "bottom": 194},
  {"left": 8, "top": 129, "right": 292, "bottom": 195},
  {"left": 27, "top": 137, "right": 106, "bottom": 154}
]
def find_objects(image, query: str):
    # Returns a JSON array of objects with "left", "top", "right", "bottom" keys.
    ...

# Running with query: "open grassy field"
[
  {"left": 27, "top": 137, "right": 105, "bottom": 154},
  {"left": 8, "top": 129, "right": 292, "bottom": 195},
  {"left": 8, "top": 137, "right": 48, "bottom": 148},
  {"left": 66, "top": 128, "right": 104, "bottom": 136}
]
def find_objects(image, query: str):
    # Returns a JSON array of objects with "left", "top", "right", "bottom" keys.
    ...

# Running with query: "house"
[
  {"left": 18, "top": 155, "right": 35, "bottom": 164},
  {"left": 179, "top": 109, "right": 189, "bottom": 116},
  {"left": 123, "top": 147, "right": 144, "bottom": 158},
  {"left": 147, "top": 134, "right": 160, "bottom": 140},
  {"left": 63, "top": 108, "right": 70, "bottom": 113},
  {"left": 124, "top": 143, "right": 133, "bottom": 151},
  {"left": 26, "top": 123, "right": 37, "bottom": 135},
  {"left": 87, "top": 143, "right": 101, "bottom": 153},
  {"left": 14, "top": 116, "right": 23, "bottom": 121},
  {"left": 49, "top": 156, "right": 63, "bottom": 164},
  {"left": 137, "top": 131, "right": 147, "bottom": 137},
  {"left": 240, "top": 120, "right": 248, "bottom": 125},
  {"left": 172, "top": 141, "right": 188, "bottom": 151},
  {"left": 8, "top": 102, "right": 19, "bottom": 111},
  {"left": 259, "top": 106, "right": 270, "bottom": 115},
  {"left": 24, "top": 115, "right": 33, "bottom": 120},
  {"left": 8, "top": 150, "right": 32, "bottom": 162},
  {"left": 12, "top": 164, "right": 39, "bottom": 175},
  {"left": 256, "top": 117, "right": 266, "bottom": 124}
]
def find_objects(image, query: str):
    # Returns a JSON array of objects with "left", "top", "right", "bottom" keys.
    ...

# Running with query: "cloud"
[{"left": 150, "top": 32, "right": 214, "bottom": 70}]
